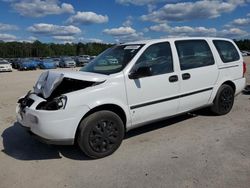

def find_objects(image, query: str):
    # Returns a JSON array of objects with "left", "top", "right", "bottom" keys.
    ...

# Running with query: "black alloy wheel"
[
  {"left": 211, "top": 84, "right": 234, "bottom": 115},
  {"left": 89, "top": 120, "right": 120, "bottom": 153},
  {"left": 78, "top": 110, "right": 124, "bottom": 159}
]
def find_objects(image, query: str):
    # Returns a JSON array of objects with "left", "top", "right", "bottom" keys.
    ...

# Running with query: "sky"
[{"left": 0, "top": 0, "right": 249, "bottom": 44}]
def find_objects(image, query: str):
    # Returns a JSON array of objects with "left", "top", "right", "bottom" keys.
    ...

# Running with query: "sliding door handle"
[
  {"left": 182, "top": 73, "right": 191, "bottom": 80},
  {"left": 169, "top": 75, "right": 178, "bottom": 82}
]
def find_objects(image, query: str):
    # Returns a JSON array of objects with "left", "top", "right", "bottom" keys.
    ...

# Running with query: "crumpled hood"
[{"left": 34, "top": 71, "right": 108, "bottom": 98}]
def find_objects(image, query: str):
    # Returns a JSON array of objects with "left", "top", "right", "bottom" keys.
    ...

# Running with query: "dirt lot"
[{"left": 0, "top": 58, "right": 250, "bottom": 188}]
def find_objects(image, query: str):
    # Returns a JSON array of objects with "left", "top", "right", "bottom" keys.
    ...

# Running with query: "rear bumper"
[{"left": 234, "top": 77, "right": 246, "bottom": 96}]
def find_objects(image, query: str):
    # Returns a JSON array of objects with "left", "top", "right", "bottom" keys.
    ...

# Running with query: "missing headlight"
[
  {"left": 36, "top": 96, "right": 67, "bottom": 110},
  {"left": 49, "top": 78, "right": 96, "bottom": 99}
]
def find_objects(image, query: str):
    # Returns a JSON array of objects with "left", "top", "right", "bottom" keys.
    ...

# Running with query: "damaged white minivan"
[{"left": 17, "top": 37, "right": 246, "bottom": 158}]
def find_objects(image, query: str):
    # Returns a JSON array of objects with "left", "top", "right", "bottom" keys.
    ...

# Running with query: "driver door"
[{"left": 125, "top": 42, "right": 180, "bottom": 126}]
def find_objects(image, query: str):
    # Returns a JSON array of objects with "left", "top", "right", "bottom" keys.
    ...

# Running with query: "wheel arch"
[
  {"left": 74, "top": 103, "right": 127, "bottom": 144},
  {"left": 209, "top": 80, "right": 236, "bottom": 104},
  {"left": 221, "top": 80, "right": 236, "bottom": 93}
]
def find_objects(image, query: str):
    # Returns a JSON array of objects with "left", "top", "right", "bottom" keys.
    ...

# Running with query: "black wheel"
[
  {"left": 211, "top": 84, "right": 234, "bottom": 115},
  {"left": 77, "top": 110, "right": 124, "bottom": 159}
]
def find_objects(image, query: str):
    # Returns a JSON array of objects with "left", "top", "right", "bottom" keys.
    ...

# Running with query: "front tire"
[
  {"left": 211, "top": 84, "right": 234, "bottom": 115},
  {"left": 77, "top": 110, "right": 124, "bottom": 159}
]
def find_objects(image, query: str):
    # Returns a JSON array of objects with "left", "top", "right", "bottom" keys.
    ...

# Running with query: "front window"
[
  {"left": 80, "top": 44, "right": 143, "bottom": 75},
  {"left": 131, "top": 42, "right": 174, "bottom": 76}
]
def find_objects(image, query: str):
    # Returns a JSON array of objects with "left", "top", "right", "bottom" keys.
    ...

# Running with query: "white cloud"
[
  {"left": 103, "top": 26, "right": 146, "bottom": 42},
  {"left": 122, "top": 16, "right": 133, "bottom": 27},
  {"left": 147, "top": 4, "right": 157, "bottom": 12},
  {"left": 0, "top": 33, "right": 17, "bottom": 41},
  {"left": 66, "top": 11, "right": 108, "bottom": 25},
  {"left": 11, "top": 0, "right": 74, "bottom": 17},
  {"left": 141, "top": 0, "right": 244, "bottom": 23},
  {"left": 27, "top": 23, "right": 81, "bottom": 36},
  {"left": 1, "top": 0, "right": 16, "bottom": 2},
  {"left": 231, "top": 18, "right": 250, "bottom": 26},
  {"left": 149, "top": 23, "right": 247, "bottom": 38},
  {"left": 53, "top": 36, "right": 75, "bottom": 41},
  {"left": 79, "top": 37, "right": 104, "bottom": 43},
  {"left": 218, "top": 28, "right": 247, "bottom": 38},
  {"left": 103, "top": 26, "right": 136, "bottom": 36},
  {"left": 0, "top": 23, "right": 18, "bottom": 31},
  {"left": 28, "top": 36, "right": 37, "bottom": 41},
  {"left": 115, "top": 32, "right": 146, "bottom": 43},
  {"left": 116, "top": 0, "right": 178, "bottom": 6},
  {"left": 150, "top": 23, "right": 217, "bottom": 36}
]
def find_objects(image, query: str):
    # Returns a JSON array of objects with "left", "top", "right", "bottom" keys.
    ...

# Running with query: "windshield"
[{"left": 80, "top": 44, "right": 143, "bottom": 75}]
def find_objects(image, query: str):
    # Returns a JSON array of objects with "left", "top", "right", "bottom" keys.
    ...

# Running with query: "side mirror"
[{"left": 129, "top": 66, "right": 152, "bottom": 79}]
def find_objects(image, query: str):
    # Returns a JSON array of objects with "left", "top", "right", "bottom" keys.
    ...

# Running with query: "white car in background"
[
  {"left": 0, "top": 59, "right": 12, "bottom": 72},
  {"left": 59, "top": 57, "right": 76, "bottom": 68},
  {"left": 17, "top": 37, "right": 246, "bottom": 158}
]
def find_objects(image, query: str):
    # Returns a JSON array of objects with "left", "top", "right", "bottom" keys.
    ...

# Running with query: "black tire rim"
[
  {"left": 89, "top": 120, "right": 119, "bottom": 153},
  {"left": 219, "top": 88, "right": 233, "bottom": 112}
]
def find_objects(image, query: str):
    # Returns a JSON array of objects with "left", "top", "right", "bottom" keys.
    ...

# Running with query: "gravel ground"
[{"left": 0, "top": 58, "right": 250, "bottom": 188}]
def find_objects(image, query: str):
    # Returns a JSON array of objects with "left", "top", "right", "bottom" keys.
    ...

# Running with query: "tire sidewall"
[
  {"left": 212, "top": 85, "right": 234, "bottom": 115},
  {"left": 78, "top": 110, "right": 124, "bottom": 159}
]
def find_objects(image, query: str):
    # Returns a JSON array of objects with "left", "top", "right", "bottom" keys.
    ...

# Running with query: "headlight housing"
[{"left": 36, "top": 95, "right": 67, "bottom": 110}]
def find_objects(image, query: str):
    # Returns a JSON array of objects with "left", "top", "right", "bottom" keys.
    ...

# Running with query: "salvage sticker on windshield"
[{"left": 124, "top": 45, "right": 141, "bottom": 50}]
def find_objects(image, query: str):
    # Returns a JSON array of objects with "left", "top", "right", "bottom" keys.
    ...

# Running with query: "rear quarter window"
[{"left": 213, "top": 40, "right": 240, "bottom": 63}]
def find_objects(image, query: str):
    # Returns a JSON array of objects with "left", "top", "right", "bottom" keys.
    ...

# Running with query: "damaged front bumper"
[{"left": 16, "top": 93, "right": 90, "bottom": 145}]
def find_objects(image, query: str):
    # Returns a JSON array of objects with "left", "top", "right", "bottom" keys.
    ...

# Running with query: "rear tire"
[
  {"left": 211, "top": 84, "right": 234, "bottom": 115},
  {"left": 77, "top": 110, "right": 124, "bottom": 159}
]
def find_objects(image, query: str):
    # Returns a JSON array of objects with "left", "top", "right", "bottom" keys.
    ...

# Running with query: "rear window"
[{"left": 213, "top": 40, "right": 240, "bottom": 63}]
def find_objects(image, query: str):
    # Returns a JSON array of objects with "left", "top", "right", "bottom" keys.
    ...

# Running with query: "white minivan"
[{"left": 17, "top": 37, "right": 246, "bottom": 158}]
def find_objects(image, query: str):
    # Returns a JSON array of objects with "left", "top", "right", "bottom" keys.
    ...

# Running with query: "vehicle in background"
[
  {"left": 90, "top": 56, "right": 96, "bottom": 60},
  {"left": 32, "top": 58, "right": 42, "bottom": 67},
  {"left": 75, "top": 55, "right": 90, "bottom": 67},
  {"left": 39, "top": 59, "right": 57, "bottom": 69},
  {"left": 7, "top": 58, "right": 16, "bottom": 66},
  {"left": 59, "top": 57, "right": 76, "bottom": 68},
  {"left": 241, "top": 51, "right": 248, "bottom": 56},
  {"left": 11, "top": 58, "right": 22, "bottom": 69},
  {"left": 52, "top": 58, "right": 60, "bottom": 67},
  {"left": 241, "top": 50, "right": 250, "bottom": 56},
  {"left": 18, "top": 58, "right": 37, "bottom": 71},
  {"left": 0, "top": 59, "right": 12, "bottom": 72}
]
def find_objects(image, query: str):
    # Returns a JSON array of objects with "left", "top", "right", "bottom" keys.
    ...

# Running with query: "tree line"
[
  {"left": 0, "top": 39, "right": 249, "bottom": 58},
  {"left": 0, "top": 40, "right": 113, "bottom": 58},
  {"left": 235, "top": 39, "right": 250, "bottom": 51}
]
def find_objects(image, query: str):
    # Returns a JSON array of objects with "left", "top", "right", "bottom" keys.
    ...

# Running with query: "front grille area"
[{"left": 18, "top": 97, "right": 35, "bottom": 109}]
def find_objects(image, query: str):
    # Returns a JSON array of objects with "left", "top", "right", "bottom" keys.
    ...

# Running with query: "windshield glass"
[{"left": 80, "top": 44, "right": 143, "bottom": 75}]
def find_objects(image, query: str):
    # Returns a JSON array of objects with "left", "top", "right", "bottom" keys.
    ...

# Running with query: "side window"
[
  {"left": 133, "top": 42, "right": 173, "bottom": 76},
  {"left": 213, "top": 40, "right": 240, "bottom": 63},
  {"left": 175, "top": 40, "right": 215, "bottom": 70}
]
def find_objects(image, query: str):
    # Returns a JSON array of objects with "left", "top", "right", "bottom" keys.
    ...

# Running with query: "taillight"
[{"left": 243, "top": 62, "right": 246, "bottom": 77}]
